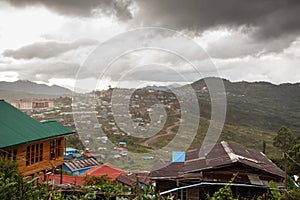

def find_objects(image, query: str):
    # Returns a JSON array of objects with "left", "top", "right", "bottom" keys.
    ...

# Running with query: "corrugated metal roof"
[
  {"left": 117, "top": 172, "right": 150, "bottom": 186},
  {"left": 64, "top": 158, "right": 99, "bottom": 172},
  {"left": 79, "top": 163, "right": 127, "bottom": 180},
  {"left": 150, "top": 141, "right": 285, "bottom": 180},
  {"left": 184, "top": 141, "right": 285, "bottom": 178},
  {"left": 0, "top": 99, "right": 74, "bottom": 148},
  {"left": 150, "top": 162, "right": 184, "bottom": 179}
]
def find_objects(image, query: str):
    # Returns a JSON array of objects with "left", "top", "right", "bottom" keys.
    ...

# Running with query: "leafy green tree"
[
  {"left": 273, "top": 126, "right": 295, "bottom": 152},
  {"left": 288, "top": 143, "right": 300, "bottom": 175},
  {"left": 207, "top": 174, "right": 238, "bottom": 200},
  {"left": 0, "top": 157, "right": 50, "bottom": 200},
  {"left": 83, "top": 174, "right": 130, "bottom": 199},
  {"left": 287, "top": 188, "right": 300, "bottom": 200},
  {"left": 269, "top": 181, "right": 284, "bottom": 200},
  {"left": 273, "top": 126, "right": 299, "bottom": 197}
]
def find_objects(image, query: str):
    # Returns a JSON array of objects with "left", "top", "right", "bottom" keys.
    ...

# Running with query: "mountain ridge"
[{"left": 0, "top": 80, "right": 72, "bottom": 101}]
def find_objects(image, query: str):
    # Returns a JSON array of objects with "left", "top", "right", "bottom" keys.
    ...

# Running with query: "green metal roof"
[{"left": 0, "top": 99, "right": 74, "bottom": 149}]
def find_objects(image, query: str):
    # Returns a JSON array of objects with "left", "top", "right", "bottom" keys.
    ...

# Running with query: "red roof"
[
  {"left": 86, "top": 153, "right": 105, "bottom": 157},
  {"left": 79, "top": 163, "right": 127, "bottom": 180},
  {"left": 40, "top": 174, "right": 84, "bottom": 186}
]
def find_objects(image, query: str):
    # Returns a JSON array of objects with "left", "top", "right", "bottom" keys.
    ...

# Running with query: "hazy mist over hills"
[{"left": 0, "top": 80, "right": 72, "bottom": 101}]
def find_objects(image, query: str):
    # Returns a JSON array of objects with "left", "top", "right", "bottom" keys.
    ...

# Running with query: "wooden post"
[
  {"left": 60, "top": 165, "right": 63, "bottom": 184},
  {"left": 136, "top": 174, "right": 140, "bottom": 200},
  {"left": 176, "top": 180, "right": 179, "bottom": 199},
  {"left": 43, "top": 170, "right": 46, "bottom": 181}
]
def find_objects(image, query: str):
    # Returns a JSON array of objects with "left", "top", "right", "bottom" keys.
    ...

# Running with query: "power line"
[{"left": 285, "top": 152, "right": 300, "bottom": 167}]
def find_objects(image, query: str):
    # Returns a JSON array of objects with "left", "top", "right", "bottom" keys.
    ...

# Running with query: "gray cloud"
[
  {"left": 5, "top": 0, "right": 300, "bottom": 40},
  {"left": 129, "top": 0, "right": 300, "bottom": 57},
  {"left": 2, "top": 39, "right": 98, "bottom": 59},
  {"left": 2, "top": 0, "right": 133, "bottom": 20},
  {"left": 0, "top": 61, "right": 79, "bottom": 81},
  {"left": 204, "top": 29, "right": 298, "bottom": 58},
  {"left": 133, "top": 0, "right": 300, "bottom": 38}
]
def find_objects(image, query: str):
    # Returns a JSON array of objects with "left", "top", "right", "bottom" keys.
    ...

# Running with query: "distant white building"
[{"left": 11, "top": 99, "right": 54, "bottom": 110}]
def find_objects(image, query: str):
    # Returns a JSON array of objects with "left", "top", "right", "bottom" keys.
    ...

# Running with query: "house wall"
[
  {"left": 1, "top": 136, "right": 65, "bottom": 176},
  {"left": 11, "top": 100, "right": 55, "bottom": 110},
  {"left": 63, "top": 166, "right": 93, "bottom": 176}
]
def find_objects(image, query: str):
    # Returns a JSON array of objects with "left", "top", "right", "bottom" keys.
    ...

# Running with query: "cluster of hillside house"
[{"left": 0, "top": 99, "right": 287, "bottom": 199}]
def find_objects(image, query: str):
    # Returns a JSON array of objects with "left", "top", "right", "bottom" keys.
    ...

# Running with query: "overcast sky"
[{"left": 0, "top": 0, "right": 299, "bottom": 90}]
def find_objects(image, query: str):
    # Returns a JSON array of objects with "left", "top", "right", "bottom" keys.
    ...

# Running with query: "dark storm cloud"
[
  {"left": 2, "top": 39, "right": 98, "bottom": 59},
  {"left": 133, "top": 0, "right": 300, "bottom": 39},
  {"left": 4, "top": 0, "right": 300, "bottom": 39},
  {"left": 3, "top": 0, "right": 133, "bottom": 20}
]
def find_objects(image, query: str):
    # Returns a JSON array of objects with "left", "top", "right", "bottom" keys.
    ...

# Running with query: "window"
[
  {"left": 26, "top": 146, "right": 30, "bottom": 166},
  {"left": 0, "top": 151, "right": 7, "bottom": 159},
  {"left": 57, "top": 139, "right": 62, "bottom": 157},
  {"left": 31, "top": 145, "right": 34, "bottom": 164},
  {"left": 13, "top": 150, "right": 17, "bottom": 161},
  {"left": 50, "top": 140, "right": 55, "bottom": 159},
  {"left": 50, "top": 138, "right": 63, "bottom": 159},
  {"left": 39, "top": 143, "right": 43, "bottom": 161},
  {"left": 1, "top": 149, "right": 17, "bottom": 161},
  {"left": 8, "top": 150, "right": 12, "bottom": 160},
  {"left": 35, "top": 144, "right": 39, "bottom": 163},
  {"left": 26, "top": 143, "right": 43, "bottom": 166}
]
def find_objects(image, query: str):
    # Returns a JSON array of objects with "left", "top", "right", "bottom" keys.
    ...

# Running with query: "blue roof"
[{"left": 66, "top": 147, "right": 78, "bottom": 152}]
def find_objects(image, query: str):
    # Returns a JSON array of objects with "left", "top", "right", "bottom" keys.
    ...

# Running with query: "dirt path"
[{"left": 142, "top": 120, "right": 180, "bottom": 149}]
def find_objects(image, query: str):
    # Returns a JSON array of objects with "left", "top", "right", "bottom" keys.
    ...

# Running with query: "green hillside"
[{"left": 138, "top": 78, "right": 300, "bottom": 157}]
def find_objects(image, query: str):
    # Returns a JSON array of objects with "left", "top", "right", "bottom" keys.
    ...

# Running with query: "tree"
[
  {"left": 263, "top": 140, "right": 267, "bottom": 154},
  {"left": 273, "top": 126, "right": 295, "bottom": 152},
  {"left": 273, "top": 126, "right": 296, "bottom": 197},
  {"left": 0, "top": 157, "right": 50, "bottom": 200},
  {"left": 288, "top": 143, "right": 300, "bottom": 175}
]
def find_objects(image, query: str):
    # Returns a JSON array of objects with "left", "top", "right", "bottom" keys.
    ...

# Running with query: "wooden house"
[
  {"left": 0, "top": 99, "right": 74, "bottom": 177},
  {"left": 150, "top": 141, "right": 285, "bottom": 199}
]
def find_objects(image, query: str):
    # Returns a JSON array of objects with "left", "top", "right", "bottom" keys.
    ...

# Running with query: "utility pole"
[
  {"left": 136, "top": 174, "right": 141, "bottom": 200},
  {"left": 284, "top": 152, "right": 288, "bottom": 200}
]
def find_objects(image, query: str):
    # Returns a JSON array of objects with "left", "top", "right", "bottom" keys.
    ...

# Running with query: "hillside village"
[{"left": 1, "top": 80, "right": 300, "bottom": 199}]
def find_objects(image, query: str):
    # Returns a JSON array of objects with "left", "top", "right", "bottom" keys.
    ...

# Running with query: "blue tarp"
[{"left": 172, "top": 152, "right": 185, "bottom": 162}]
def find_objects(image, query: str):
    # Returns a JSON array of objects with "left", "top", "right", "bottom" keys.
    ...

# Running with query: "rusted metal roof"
[
  {"left": 117, "top": 172, "right": 150, "bottom": 186},
  {"left": 150, "top": 141, "right": 285, "bottom": 180},
  {"left": 184, "top": 141, "right": 285, "bottom": 178},
  {"left": 150, "top": 162, "right": 184, "bottom": 179}
]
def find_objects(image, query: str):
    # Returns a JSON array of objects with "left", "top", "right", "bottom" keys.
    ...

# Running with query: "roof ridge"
[
  {"left": 221, "top": 141, "right": 239, "bottom": 162},
  {"left": 222, "top": 141, "right": 260, "bottom": 164},
  {"left": 41, "top": 120, "right": 58, "bottom": 123}
]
